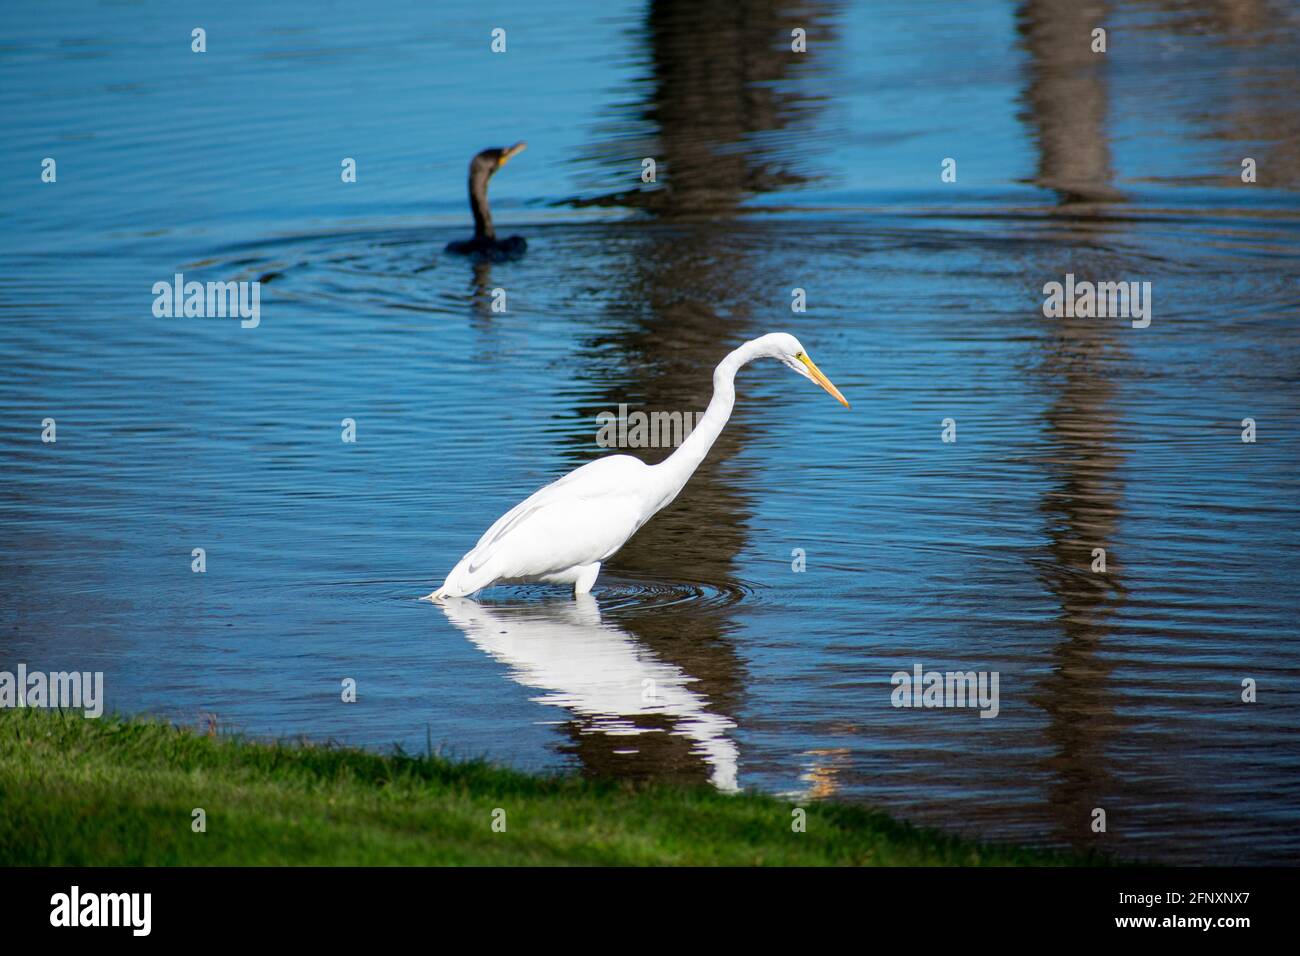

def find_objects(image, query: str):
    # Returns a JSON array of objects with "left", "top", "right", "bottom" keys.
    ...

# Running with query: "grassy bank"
[{"left": 0, "top": 709, "right": 1096, "bottom": 865}]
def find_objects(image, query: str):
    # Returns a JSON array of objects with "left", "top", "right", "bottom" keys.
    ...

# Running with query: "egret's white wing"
[{"left": 454, "top": 455, "right": 651, "bottom": 583}]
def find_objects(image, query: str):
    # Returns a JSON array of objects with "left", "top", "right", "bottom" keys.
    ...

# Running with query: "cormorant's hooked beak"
[
  {"left": 498, "top": 141, "right": 527, "bottom": 168},
  {"left": 798, "top": 353, "right": 850, "bottom": 408}
]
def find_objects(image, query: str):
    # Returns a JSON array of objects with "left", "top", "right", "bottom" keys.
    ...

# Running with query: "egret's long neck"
[{"left": 652, "top": 341, "right": 756, "bottom": 501}]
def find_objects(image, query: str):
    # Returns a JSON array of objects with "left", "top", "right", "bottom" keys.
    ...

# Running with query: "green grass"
[{"left": 0, "top": 708, "right": 1100, "bottom": 865}]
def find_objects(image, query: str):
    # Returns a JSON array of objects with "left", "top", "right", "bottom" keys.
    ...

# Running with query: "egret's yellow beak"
[
  {"left": 798, "top": 353, "right": 850, "bottom": 408},
  {"left": 499, "top": 142, "right": 527, "bottom": 167}
]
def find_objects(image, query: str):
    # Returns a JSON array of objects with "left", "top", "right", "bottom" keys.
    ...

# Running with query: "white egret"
[{"left": 425, "top": 332, "right": 849, "bottom": 600}]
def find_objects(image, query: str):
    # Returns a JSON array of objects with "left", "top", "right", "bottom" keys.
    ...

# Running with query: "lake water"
[{"left": 2, "top": 0, "right": 1298, "bottom": 864}]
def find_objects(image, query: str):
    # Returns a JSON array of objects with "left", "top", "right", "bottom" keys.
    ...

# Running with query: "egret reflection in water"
[{"left": 439, "top": 595, "right": 739, "bottom": 792}]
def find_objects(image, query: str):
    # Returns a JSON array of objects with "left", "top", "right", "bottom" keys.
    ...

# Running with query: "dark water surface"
[{"left": 2, "top": 1, "right": 1299, "bottom": 863}]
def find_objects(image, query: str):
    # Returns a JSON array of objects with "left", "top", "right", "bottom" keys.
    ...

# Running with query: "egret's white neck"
[{"left": 651, "top": 339, "right": 762, "bottom": 504}]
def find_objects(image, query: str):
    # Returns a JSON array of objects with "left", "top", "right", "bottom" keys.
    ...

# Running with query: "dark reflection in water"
[
  {"left": 1030, "top": 250, "right": 1131, "bottom": 856},
  {"left": 567, "top": 0, "right": 836, "bottom": 214},
  {"left": 537, "top": 0, "right": 848, "bottom": 762},
  {"left": 1, "top": 0, "right": 1298, "bottom": 865},
  {"left": 1018, "top": 0, "right": 1122, "bottom": 205},
  {"left": 1128, "top": 0, "right": 1300, "bottom": 189},
  {"left": 1020, "top": 0, "right": 1130, "bottom": 857}
]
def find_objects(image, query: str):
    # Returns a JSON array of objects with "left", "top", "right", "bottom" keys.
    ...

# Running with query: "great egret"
[
  {"left": 426, "top": 332, "right": 849, "bottom": 600},
  {"left": 444, "top": 143, "right": 527, "bottom": 259}
]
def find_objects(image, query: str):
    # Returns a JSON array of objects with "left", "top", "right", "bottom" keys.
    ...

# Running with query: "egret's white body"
[{"left": 427, "top": 332, "right": 848, "bottom": 600}]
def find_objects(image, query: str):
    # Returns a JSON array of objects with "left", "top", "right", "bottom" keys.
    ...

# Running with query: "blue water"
[{"left": 2, "top": 0, "right": 1299, "bottom": 863}]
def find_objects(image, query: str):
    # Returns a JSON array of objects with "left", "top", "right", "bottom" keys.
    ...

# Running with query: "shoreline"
[{"left": 0, "top": 708, "right": 1106, "bottom": 866}]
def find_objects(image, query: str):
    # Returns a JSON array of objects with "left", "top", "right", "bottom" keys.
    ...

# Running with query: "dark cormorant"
[{"left": 445, "top": 143, "right": 527, "bottom": 260}]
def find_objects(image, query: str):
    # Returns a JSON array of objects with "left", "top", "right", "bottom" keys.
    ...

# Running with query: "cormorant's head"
[
  {"left": 465, "top": 142, "right": 526, "bottom": 240},
  {"left": 470, "top": 142, "right": 527, "bottom": 181}
]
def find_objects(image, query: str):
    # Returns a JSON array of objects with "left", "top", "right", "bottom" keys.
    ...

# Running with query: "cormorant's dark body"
[
  {"left": 445, "top": 143, "right": 527, "bottom": 260},
  {"left": 445, "top": 234, "right": 527, "bottom": 260}
]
